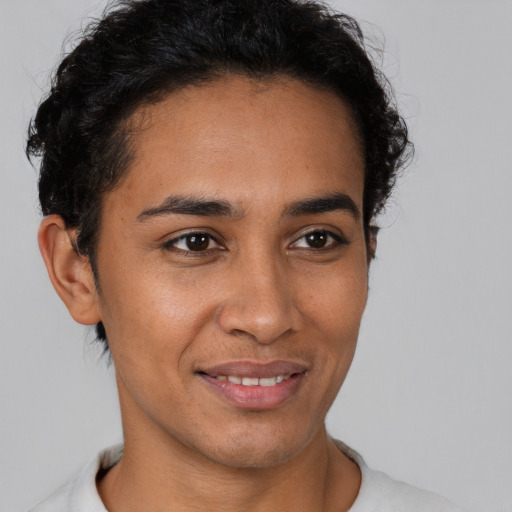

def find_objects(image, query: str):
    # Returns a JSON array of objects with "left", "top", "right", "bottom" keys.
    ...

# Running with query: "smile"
[
  {"left": 198, "top": 360, "right": 308, "bottom": 410},
  {"left": 214, "top": 375, "right": 292, "bottom": 386}
]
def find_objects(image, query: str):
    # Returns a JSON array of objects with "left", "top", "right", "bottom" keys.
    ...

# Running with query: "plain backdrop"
[{"left": 1, "top": 1, "right": 511, "bottom": 511}]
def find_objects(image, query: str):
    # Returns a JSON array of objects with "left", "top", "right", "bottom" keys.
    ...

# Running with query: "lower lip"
[{"left": 199, "top": 373, "right": 304, "bottom": 410}]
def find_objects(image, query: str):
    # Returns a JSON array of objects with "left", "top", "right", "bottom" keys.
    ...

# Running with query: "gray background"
[{"left": 1, "top": 1, "right": 511, "bottom": 510}]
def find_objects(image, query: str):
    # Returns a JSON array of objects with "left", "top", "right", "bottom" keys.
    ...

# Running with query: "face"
[{"left": 93, "top": 76, "right": 369, "bottom": 469}]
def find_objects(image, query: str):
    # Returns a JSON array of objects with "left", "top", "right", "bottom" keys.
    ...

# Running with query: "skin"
[{"left": 39, "top": 75, "right": 372, "bottom": 511}]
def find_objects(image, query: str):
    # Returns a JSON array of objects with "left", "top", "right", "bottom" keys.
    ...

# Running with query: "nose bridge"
[{"left": 217, "top": 246, "right": 300, "bottom": 344}]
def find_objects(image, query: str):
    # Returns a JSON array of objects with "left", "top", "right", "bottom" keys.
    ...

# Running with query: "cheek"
[
  {"left": 302, "top": 257, "right": 368, "bottom": 330},
  {"left": 96, "top": 260, "right": 215, "bottom": 363},
  {"left": 97, "top": 268, "right": 214, "bottom": 416},
  {"left": 300, "top": 258, "right": 368, "bottom": 370}
]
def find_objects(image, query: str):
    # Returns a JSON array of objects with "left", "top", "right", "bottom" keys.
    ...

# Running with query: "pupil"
[
  {"left": 186, "top": 234, "right": 209, "bottom": 251},
  {"left": 307, "top": 232, "right": 327, "bottom": 248}
]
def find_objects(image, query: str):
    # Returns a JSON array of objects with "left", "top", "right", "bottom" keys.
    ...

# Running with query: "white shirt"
[{"left": 28, "top": 442, "right": 460, "bottom": 512}]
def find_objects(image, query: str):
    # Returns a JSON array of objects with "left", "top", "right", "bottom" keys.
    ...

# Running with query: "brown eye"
[
  {"left": 290, "top": 229, "right": 347, "bottom": 250},
  {"left": 164, "top": 232, "right": 222, "bottom": 253},
  {"left": 185, "top": 234, "right": 210, "bottom": 251},
  {"left": 305, "top": 231, "right": 328, "bottom": 248}
]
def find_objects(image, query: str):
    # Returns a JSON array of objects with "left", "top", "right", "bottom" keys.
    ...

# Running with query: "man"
[{"left": 27, "top": 0, "right": 459, "bottom": 510}]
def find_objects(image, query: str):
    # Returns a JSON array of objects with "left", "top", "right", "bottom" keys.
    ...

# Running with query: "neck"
[
  {"left": 99, "top": 433, "right": 360, "bottom": 512},
  {"left": 98, "top": 383, "right": 360, "bottom": 512}
]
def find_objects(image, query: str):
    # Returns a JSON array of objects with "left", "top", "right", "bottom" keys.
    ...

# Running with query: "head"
[
  {"left": 28, "top": 0, "right": 411, "bottom": 469},
  {"left": 27, "top": 0, "right": 410, "bottom": 350}
]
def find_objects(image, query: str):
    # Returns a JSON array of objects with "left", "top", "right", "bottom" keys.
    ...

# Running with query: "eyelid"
[
  {"left": 162, "top": 229, "right": 225, "bottom": 253},
  {"left": 289, "top": 227, "right": 348, "bottom": 249}
]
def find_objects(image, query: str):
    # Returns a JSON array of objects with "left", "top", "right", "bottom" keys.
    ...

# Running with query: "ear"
[
  {"left": 367, "top": 225, "right": 378, "bottom": 262},
  {"left": 38, "top": 215, "right": 101, "bottom": 326}
]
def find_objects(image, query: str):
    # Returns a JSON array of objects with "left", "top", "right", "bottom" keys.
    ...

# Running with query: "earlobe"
[
  {"left": 38, "top": 215, "right": 101, "bottom": 326},
  {"left": 367, "top": 225, "right": 378, "bottom": 262}
]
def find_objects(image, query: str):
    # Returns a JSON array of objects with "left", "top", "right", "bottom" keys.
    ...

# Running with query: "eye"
[
  {"left": 290, "top": 229, "right": 346, "bottom": 250},
  {"left": 163, "top": 232, "right": 222, "bottom": 253}
]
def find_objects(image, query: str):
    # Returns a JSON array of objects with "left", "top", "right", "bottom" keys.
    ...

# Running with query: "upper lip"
[{"left": 199, "top": 360, "right": 309, "bottom": 378}]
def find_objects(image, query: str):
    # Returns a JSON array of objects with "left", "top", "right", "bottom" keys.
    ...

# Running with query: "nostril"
[{"left": 229, "top": 328, "right": 258, "bottom": 340}]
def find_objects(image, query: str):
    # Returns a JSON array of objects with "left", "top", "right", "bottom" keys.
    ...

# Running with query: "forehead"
[{"left": 113, "top": 75, "right": 364, "bottom": 213}]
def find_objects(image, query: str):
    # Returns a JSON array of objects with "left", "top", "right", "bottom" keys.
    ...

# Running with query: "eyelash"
[
  {"left": 289, "top": 229, "right": 347, "bottom": 250},
  {"left": 162, "top": 231, "right": 223, "bottom": 255},
  {"left": 162, "top": 229, "right": 347, "bottom": 255}
]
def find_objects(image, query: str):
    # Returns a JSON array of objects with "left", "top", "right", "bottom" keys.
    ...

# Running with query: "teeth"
[
  {"left": 242, "top": 377, "right": 259, "bottom": 386},
  {"left": 217, "top": 375, "right": 291, "bottom": 386}
]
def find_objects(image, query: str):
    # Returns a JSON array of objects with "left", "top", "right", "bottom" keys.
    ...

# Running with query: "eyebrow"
[
  {"left": 283, "top": 192, "right": 360, "bottom": 219},
  {"left": 137, "top": 192, "right": 360, "bottom": 221},
  {"left": 137, "top": 195, "right": 236, "bottom": 220}
]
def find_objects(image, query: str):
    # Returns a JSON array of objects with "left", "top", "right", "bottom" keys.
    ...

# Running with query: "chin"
[
  {"left": 191, "top": 421, "right": 318, "bottom": 470},
  {"left": 205, "top": 443, "right": 298, "bottom": 469}
]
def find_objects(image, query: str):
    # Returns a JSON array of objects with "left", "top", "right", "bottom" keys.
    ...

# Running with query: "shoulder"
[
  {"left": 27, "top": 445, "right": 122, "bottom": 512},
  {"left": 334, "top": 440, "right": 461, "bottom": 512},
  {"left": 354, "top": 466, "right": 460, "bottom": 512},
  {"left": 27, "top": 481, "right": 72, "bottom": 512}
]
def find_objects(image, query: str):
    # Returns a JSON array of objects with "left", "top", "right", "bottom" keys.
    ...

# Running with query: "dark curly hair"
[{"left": 27, "top": 0, "right": 412, "bottom": 349}]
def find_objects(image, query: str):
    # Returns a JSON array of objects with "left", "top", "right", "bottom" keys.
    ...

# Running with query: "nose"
[{"left": 216, "top": 254, "right": 303, "bottom": 345}]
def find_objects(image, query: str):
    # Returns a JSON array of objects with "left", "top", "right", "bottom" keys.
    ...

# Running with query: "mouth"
[
  {"left": 197, "top": 360, "right": 307, "bottom": 410},
  {"left": 213, "top": 374, "right": 293, "bottom": 386}
]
